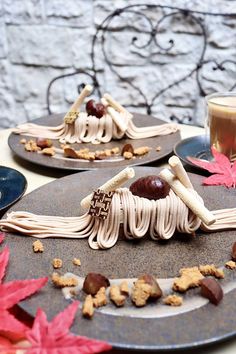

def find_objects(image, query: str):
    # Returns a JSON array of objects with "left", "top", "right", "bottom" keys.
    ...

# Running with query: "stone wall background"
[{"left": 0, "top": 0, "right": 235, "bottom": 129}]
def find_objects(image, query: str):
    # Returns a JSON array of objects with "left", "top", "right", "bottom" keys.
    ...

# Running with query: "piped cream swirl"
[{"left": 0, "top": 188, "right": 202, "bottom": 250}]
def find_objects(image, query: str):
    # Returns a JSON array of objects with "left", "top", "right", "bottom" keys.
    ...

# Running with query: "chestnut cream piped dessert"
[
  {"left": 3, "top": 156, "right": 236, "bottom": 250},
  {"left": 13, "top": 85, "right": 179, "bottom": 144}
]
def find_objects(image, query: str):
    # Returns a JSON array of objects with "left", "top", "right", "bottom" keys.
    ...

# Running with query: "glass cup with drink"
[{"left": 206, "top": 92, "right": 236, "bottom": 161}]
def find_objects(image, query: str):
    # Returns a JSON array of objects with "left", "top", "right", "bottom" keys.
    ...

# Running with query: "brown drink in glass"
[{"left": 206, "top": 92, "right": 236, "bottom": 161}]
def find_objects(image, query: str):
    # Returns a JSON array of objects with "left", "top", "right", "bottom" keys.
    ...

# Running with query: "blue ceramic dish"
[
  {"left": 174, "top": 134, "right": 213, "bottom": 169},
  {"left": 0, "top": 166, "right": 27, "bottom": 211}
]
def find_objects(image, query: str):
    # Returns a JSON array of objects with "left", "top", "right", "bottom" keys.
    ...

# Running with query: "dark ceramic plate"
[
  {"left": 8, "top": 113, "right": 180, "bottom": 171},
  {"left": 2, "top": 167, "right": 236, "bottom": 351},
  {"left": 0, "top": 166, "right": 27, "bottom": 211},
  {"left": 174, "top": 135, "right": 213, "bottom": 169}
]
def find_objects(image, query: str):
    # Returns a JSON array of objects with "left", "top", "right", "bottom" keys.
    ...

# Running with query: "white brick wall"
[{"left": 0, "top": 0, "right": 235, "bottom": 128}]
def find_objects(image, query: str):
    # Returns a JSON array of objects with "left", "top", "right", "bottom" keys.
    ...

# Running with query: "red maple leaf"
[
  {"left": 24, "top": 301, "right": 112, "bottom": 354},
  {"left": 0, "top": 245, "right": 48, "bottom": 337},
  {"left": 188, "top": 147, "right": 236, "bottom": 188}
]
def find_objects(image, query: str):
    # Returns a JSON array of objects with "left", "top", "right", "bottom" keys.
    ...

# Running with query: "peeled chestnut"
[
  {"left": 130, "top": 175, "right": 170, "bottom": 200},
  {"left": 36, "top": 137, "right": 52, "bottom": 149},
  {"left": 86, "top": 99, "right": 105, "bottom": 118},
  {"left": 83, "top": 272, "right": 110, "bottom": 295}
]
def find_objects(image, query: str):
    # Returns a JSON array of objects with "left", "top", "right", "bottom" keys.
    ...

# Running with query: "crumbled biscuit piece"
[
  {"left": 225, "top": 260, "right": 236, "bottom": 270},
  {"left": 110, "top": 285, "right": 127, "bottom": 307},
  {"left": 83, "top": 295, "right": 94, "bottom": 318},
  {"left": 73, "top": 258, "right": 81, "bottom": 266},
  {"left": 51, "top": 272, "right": 78, "bottom": 288},
  {"left": 173, "top": 267, "right": 204, "bottom": 292},
  {"left": 52, "top": 258, "right": 62, "bottom": 269},
  {"left": 131, "top": 279, "right": 152, "bottom": 307},
  {"left": 64, "top": 147, "right": 78, "bottom": 158},
  {"left": 163, "top": 294, "right": 183, "bottom": 306},
  {"left": 42, "top": 147, "right": 55, "bottom": 156},
  {"left": 77, "top": 151, "right": 95, "bottom": 161},
  {"left": 111, "top": 147, "right": 120, "bottom": 154},
  {"left": 133, "top": 146, "right": 151, "bottom": 156},
  {"left": 33, "top": 240, "right": 44, "bottom": 253},
  {"left": 77, "top": 148, "right": 89, "bottom": 154},
  {"left": 93, "top": 287, "right": 107, "bottom": 308},
  {"left": 20, "top": 138, "right": 27, "bottom": 144},
  {"left": 123, "top": 151, "right": 133, "bottom": 159},
  {"left": 199, "top": 264, "right": 224, "bottom": 279},
  {"left": 156, "top": 146, "right": 162, "bottom": 152},
  {"left": 25, "top": 140, "right": 40, "bottom": 152},
  {"left": 104, "top": 149, "right": 112, "bottom": 157},
  {"left": 120, "top": 281, "right": 129, "bottom": 295}
]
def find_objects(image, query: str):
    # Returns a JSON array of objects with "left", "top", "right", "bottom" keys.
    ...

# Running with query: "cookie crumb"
[
  {"left": 93, "top": 287, "right": 107, "bottom": 308},
  {"left": 83, "top": 295, "right": 94, "bottom": 318},
  {"left": 133, "top": 146, "right": 151, "bottom": 156},
  {"left": 173, "top": 267, "right": 204, "bottom": 292},
  {"left": 52, "top": 258, "right": 62, "bottom": 269},
  {"left": 42, "top": 147, "right": 55, "bottom": 156},
  {"left": 120, "top": 281, "right": 129, "bottom": 295},
  {"left": 51, "top": 272, "right": 78, "bottom": 288},
  {"left": 33, "top": 240, "right": 44, "bottom": 253},
  {"left": 123, "top": 151, "right": 133, "bottom": 159},
  {"left": 163, "top": 294, "right": 183, "bottom": 306},
  {"left": 73, "top": 258, "right": 81, "bottom": 266},
  {"left": 25, "top": 140, "right": 40, "bottom": 152},
  {"left": 131, "top": 279, "right": 152, "bottom": 307},
  {"left": 225, "top": 260, "right": 236, "bottom": 270},
  {"left": 110, "top": 284, "right": 127, "bottom": 307},
  {"left": 199, "top": 264, "right": 224, "bottom": 279},
  {"left": 156, "top": 146, "right": 162, "bottom": 152},
  {"left": 20, "top": 138, "right": 27, "bottom": 144}
]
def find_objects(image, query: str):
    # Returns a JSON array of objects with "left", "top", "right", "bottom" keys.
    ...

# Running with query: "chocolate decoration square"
[{"left": 88, "top": 189, "right": 114, "bottom": 219}]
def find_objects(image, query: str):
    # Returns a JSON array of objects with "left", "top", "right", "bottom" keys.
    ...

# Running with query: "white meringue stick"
[
  {"left": 80, "top": 167, "right": 135, "bottom": 209},
  {"left": 168, "top": 155, "right": 193, "bottom": 189},
  {"left": 64, "top": 84, "right": 93, "bottom": 124},
  {"left": 103, "top": 93, "right": 133, "bottom": 119},
  {"left": 107, "top": 106, "right": 128, "bottom": 133},
  {"left": 159, "top": 169, "right": 216, "bottom": 226}
]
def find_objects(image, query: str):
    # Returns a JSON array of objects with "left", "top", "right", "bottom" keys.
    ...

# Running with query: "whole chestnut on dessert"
[
  {"left": 86, "top": 99, "right": 106, "bottom": 118},
  {"left": 129, "top": 175, "right": 170, "bottom": 200},
  {"left": 86, "top": 99, "right": 96, "bottom": 116}
]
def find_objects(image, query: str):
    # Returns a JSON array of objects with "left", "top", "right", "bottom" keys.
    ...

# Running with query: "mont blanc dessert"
[
  {"left": 13, "top": 85, "right": 179, "bottom": 144},
  {"left": 1, "top": 156, "right": 236, "bottom": 250}
]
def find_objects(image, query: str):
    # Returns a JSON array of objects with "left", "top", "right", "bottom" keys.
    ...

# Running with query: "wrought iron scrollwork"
[{"left": 46, "top": 4, "right": 236, "bottom": 124}]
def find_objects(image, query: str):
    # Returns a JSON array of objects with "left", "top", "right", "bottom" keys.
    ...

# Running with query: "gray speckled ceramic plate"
[
  {"left": 2, "top": 167, "right": 236, "bottom": 351},
  {"left": 8, "top": 113, "right": 180, "bottom": 171}
]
